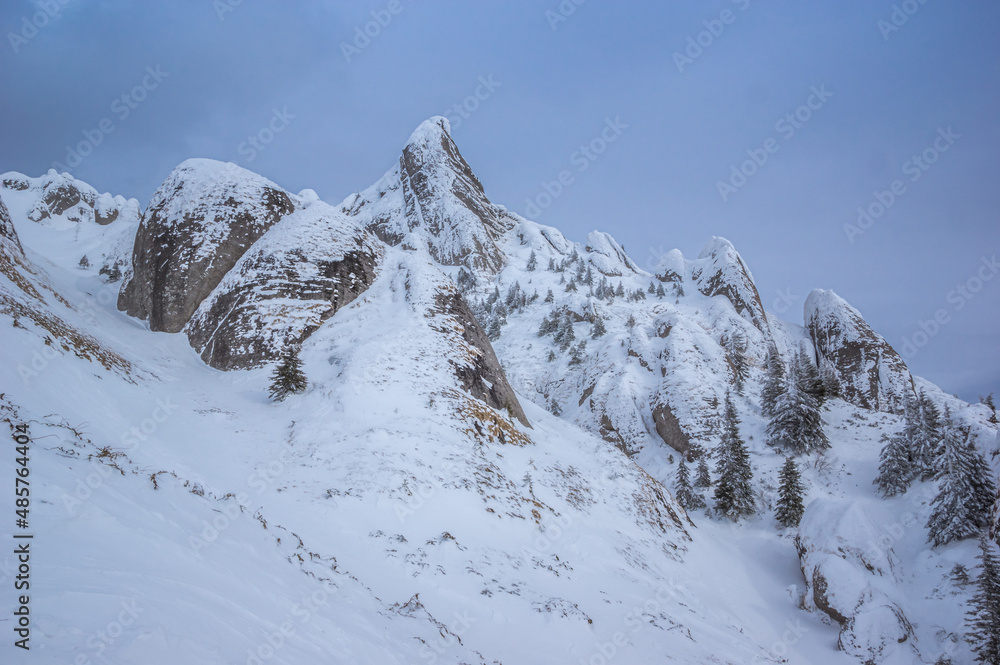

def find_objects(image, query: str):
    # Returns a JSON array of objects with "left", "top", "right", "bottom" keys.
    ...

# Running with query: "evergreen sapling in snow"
[
  {"left": 713, "top": 393, "right": 755, "bottom": 520},
  {"left": 269, "top": 347, "right": 307, "bottom": 401},
  {"left": 675, "top": 458, "right": 706, "bottom": 510},
  {"left": 775, "top": 457, "right": 805, "bottom": 528},
  {"left": 761, "top": 345, "right": 785, "bottom": 419},
  {"left": 966, "top": 533, "right": 1000, "bottom": 664}
]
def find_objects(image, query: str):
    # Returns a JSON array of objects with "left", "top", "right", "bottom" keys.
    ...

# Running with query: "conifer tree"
[
  {"left": 675, "top": 282, "right": 684, "bottom": 297},
  {"left": 873, "top": 430, "right": 915, "bottom": 498},
  {"left": 795, "top": 350, "right": 826, "bottom": 408},
  {"left": 554, "top": 314, "right": 575, "bottom": 352},
  {"left": 675, "top": 458, "right": 706, "bottom": 510},
  {"left": 584, "top": 266, "right": 594, "bottom": 286},
  {"left": 615, "top": 283, "right": 625, "bottom": 298},
  {"left": 695, "top": 457, "right": 712, "bottom": 489},
  {"left": 591, "top": 316, "right": 607, "bottom": 339},
  {"left": 726, "top": 332, "right": 749, "bottom": 395},
  {"left": 565, "top": 279, "right": 578, "bottom": 292},
  {"left": 966, "top": 533, "right": 1000, "bottom": 664},
  {"left": 914, "top": 390, "right": 944, "bottom": 480},
  {"left": 78, "top": 255, "right": 90, "bottom": 268},
  {"left": 269, "top": 346, "right": 307, "bottom": 402},
  {"left": 544, "top": 288, "right": 555, "bottom": 304},
  {"left": 761, "top": 345, "right": 786, "bottom": 418},
  {"left": 981, "top": 393, "right": 997, "bottom": 425},
  {"left": 648, "top": 281, "right": 656, "bottom": 294},
  {"left": 549, "top": 398, "right": 562, "bottom": 416},
  {"left": 927, "top": 412, "right": 997, "bottom": 546},
  {"left": 456, "top": 267, "right": 476, "bottom": 293},
  {"left": 487, "top": 317, "right": 502, "bottom": 341},
  {"left": 526, "top": 250, "right": 538, "bottom": 271},
  {"left": 775, "top": 457, "right": 806, "bottom": 528},
  {"left": 655, "top": 283, "right": 666, "bottom": 298},
  {"left": 766, "top": 356, "right": 829, "bottom": 454},
  {"left": 713, "top": 393, "right": 755, "bottom": 519}
]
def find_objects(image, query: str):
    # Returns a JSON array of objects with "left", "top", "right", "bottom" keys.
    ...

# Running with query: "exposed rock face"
[
  {"left": 185, "top": 201, "right": 381, "bottom": 370},
  {"left": 693, "top": 237, "right": 770, "bottom": 335},
  {"left": 0, "top": 194, "right": 23, "bottom": 256},
  {"left": 431, "top": 285, "right": 529, "bottom": 427},
  {"left": 804, "top": 289, "right": 913, "bottom": 413},
  {"left": 343, "top": 117, "right": 516, "bottom": 275},
  {"left": 1, "top": 170, "right": 141, "bottom": 229},
  {"left": 651, "top": 402, "right": 690, "bottom": 454},
  {"left": 796, "top": 500, "right": 920, "bottom": 664},
  {"left": 119, "top": 159, "right": 295, "bottom": 333}
]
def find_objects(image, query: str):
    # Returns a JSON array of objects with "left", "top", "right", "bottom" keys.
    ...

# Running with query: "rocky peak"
[
  {"left": 345, "top": 117, "right": 515, "bottom": 275},
  {"left": 691, "top": 236, "right": 770, "bottom": 334},
  {"left": 804, "top": 289, "right": 914, "bottom": 412},
  {"left": 118, "top": 159, "right": 295, "bottom": 333},
  {"left": 0, "top": 194, "right": 23, "bottom": 257},
  {"left": 1, "top": 170, "right": 140, "bottom": 227}
]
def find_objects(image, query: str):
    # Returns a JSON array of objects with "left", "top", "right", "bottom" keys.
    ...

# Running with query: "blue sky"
[{"left": 1, "top": 0, "right": 998, "bottom": 401}]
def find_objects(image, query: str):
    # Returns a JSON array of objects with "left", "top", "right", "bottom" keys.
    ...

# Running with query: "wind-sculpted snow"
[
  {"left": 185, "top": 199, "right": 381, "bottom": 369},
  {"left": 796, "top": 499, "right": 921, "bottom": 665},
  {"left": 805, "top": 289, "right": 914, "bottom": 412},
  {"left": 119, "top": 159, "right": 295, "bottom": 333},
  {"left": 342, "top": 116, "right": 516, "bottom": 274}
]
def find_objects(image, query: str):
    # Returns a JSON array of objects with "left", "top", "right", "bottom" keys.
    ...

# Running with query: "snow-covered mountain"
[{"left": 0, "top": 118, "right": 996, "bottom": 664}]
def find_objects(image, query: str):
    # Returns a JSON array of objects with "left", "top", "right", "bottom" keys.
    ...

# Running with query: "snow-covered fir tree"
[
  {"left": 554, "top": 314, "right": 575, "bottom": 352},
  {"left": 775, "top": 457, "right": 805, "bottom": 528},
  {"left": 544, "top": 288, "right": 554, "bottom": 303},
  {"left": 591, "top": 316, "right": 606, "bottom": 338},
  {"left": 655, "top": 283, "right": 666, "bottom": 298},
  {"left": 795, "top": 349, "right": 826, "bottom": 409},
  {"left": 526, "top": 250, "right": 537, "bottom": 271},
  {"left": 766, "top": 355, "right": 829, "bottom": 454},
  {"left": 713, "top": 393, "right": 755, "bottom": 520},
  {"left": 725, "top": 332, "right": 748, "bottom": 395},
  {"left": 675, "top": 458, "right": 706, "bottom": 510},
  {"left": 914, "top": 390, "right": 944, "bottom": 480},
  {"left": 761, "top": 345, "right": 785, "bottom": 418},
  {"left": 268, "top": 346, "right": 307, "bottom": 401},
  {"left": 926, "top": 411, "right": 997, "bottom": 547},
  {"left": 695, "top": 457, "right": 712, "bottom": 489},
  {"left": 966, "top": 533, "right": 1000, "bottom": 664},
  {"left": 874, "top": 429, "right": 916, "bottom": 498}
]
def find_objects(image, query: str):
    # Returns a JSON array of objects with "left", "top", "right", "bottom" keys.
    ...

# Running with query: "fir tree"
[
  {"left": 726, "top": 332, "right": 749, "bottom": 395},
  {"left": 78, "top": 255, "right": 90, "bottom": 268},
  {"left": 591, "top": 316, "right": 607, "bottom": 339},
  {"left": 675, "top": 458, "right": 706, "bottom": 510},
  {"left": 766, "top": 355, "right": 829, "bottom": 454},
  {"left": 487, "top": 317, "right": 502, "bottom": 341},
  {"left": 269, "top": 347, "right": 307, "bottom": 402},
  {"left": 526, "top": 250, "right": 538, "bottom": 271},
  {"left": 694, "top": 457, "right": 712, "bottom": 489},
  {"left": 675, "top": 282, "right": 684, "bottom": 297},
  {"left": 655, "top": 283, "right": 666, "bottom": 298},
  {"left": 927, "top": 413, "right": 997, "bottom": 546},
  {"left": 547, "top": 258, "right": 555, "bottom": 271},
  {"left": 626, "top": 314, "right": 636, "bottom": 328},
  {"left": 538, "top": 312, "right": 559, "bottom": 337},
  {"left": 565, "top": 279, "right": 578, "bottom": 292},
  {"left": 549, "top": 398, "right": 562, "bottom": 416},
  {"left": 544, "top": 288, "right": 555, "bottom": 304},
  {"left": 456, "top": 267, "right": 476, "bottom": 293},
  {"left": 554, "top": 315, "right": 575, "bottom": 352},
  {"left": 873, "top": 430, "right": 915, "bottom": 498},
  {"left": 648, "top": 281, "right": 656, "bottom": 294},
  {"left": 547, "top": 350, "right": 556, "bottom": 362},
  {"left": 615, "top": 283, "right": 625, "bottom": 298},
  {"left": 584, "top": 267, "right": 594, "bottom": 286},
  {"left": 914, "top": 391, "right": 944, "bottom": 480},
  {"left": 485, "top": 286, "right": 500, "bottom": 310},
  {"left": 569, "top": 340, "right": 587, "bottom": 366},
  {"left": 761, "top": 345, "right": 786, "bottom": 418},
  {"left": 795, "top": 350, "right": 826, "bottom": 408},
  {"left": 775, "top": 457, "right": 805, "bottom": 528},
  {"left": 713, "top": 393, "right": 755, "bottom": 520},
  {"left": 966, "top": 533, "right": 1000, "bottom": 664}
]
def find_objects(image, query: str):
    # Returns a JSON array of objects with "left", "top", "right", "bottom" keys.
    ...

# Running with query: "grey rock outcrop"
[{"left": 118, "top": 159, "right": 295, "bottom": 333}]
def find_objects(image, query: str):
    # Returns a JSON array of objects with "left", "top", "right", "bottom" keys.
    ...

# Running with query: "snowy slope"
[{"left": 1, "top": 117, "right": 997, "bottom": 664}]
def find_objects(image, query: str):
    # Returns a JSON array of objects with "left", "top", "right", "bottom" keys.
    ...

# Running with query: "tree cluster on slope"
[{"left": 765, "top": 351, "right": 829, "bottom": 455}]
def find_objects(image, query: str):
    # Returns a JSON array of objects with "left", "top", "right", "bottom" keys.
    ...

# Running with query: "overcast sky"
[{"left": 1, "top": 0, "right": 998, "bottom": 402}]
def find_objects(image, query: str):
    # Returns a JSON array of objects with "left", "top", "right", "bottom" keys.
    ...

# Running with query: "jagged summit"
[
  {"left": 804, "top": 288, "right": 914, "bottom": 412},
  {"left": 343, "top": 117, "right": 516, "bottom": 274}
]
